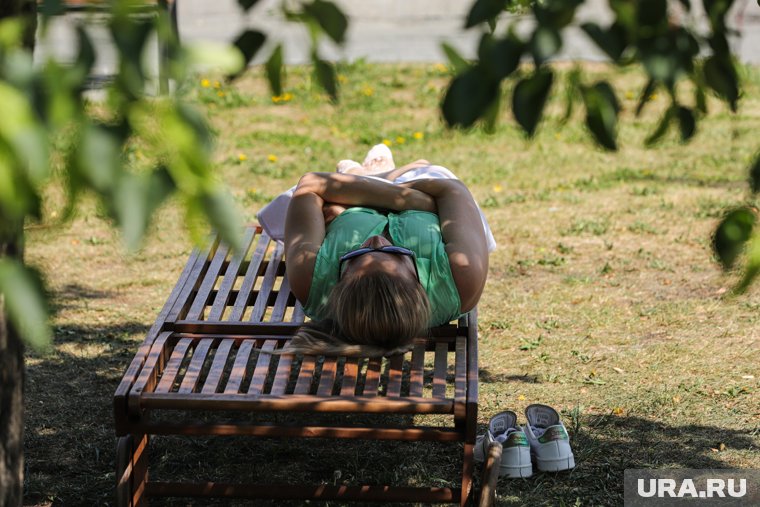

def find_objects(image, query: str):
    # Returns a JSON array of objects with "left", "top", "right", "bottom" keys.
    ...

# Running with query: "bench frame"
[{"left": 113, "top": 226, "right": 482, "bottom": 505}]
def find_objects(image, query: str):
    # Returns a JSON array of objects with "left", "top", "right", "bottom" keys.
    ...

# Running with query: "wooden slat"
[
  {"left": 167, "top": 239, "right": 217, "bottom": 322},
  {"left": 269, "top": 274, "right": 292, "bottom": 322},
  {"left": 363, "top": 357, "right": 382, "bottom": 396},
  {"left": 127, "top": 332, "right": 172, "bottom": 413},
  {"left": 249, "top": 243, "right": 284, "bottom": 322},
  {"left": 339, "top": 357, "right": 359, "bottom": 396},
  {"left": 201, "top": 340, "right": 234, "bottom": 394},
  {"left": 408, "top": 343, "right": 426, "bottom": 397},
  {"left": 178, "top": 339, "right": 213, "bottom": 394},
  {"left": 386, "top": 354, "right": 404, "bottom": 398},
  {"left": 223, "top": 341, "right": 253, "bottom": 394},
  {"left": 292, "top": 300, "right": 306, "bottom": 322},
  {"left": 269, "top": 353, "right": 293, "bottom": 395},
  {"left": 454, "top": 336, "right": 467, "bottom": 402},
  {"left": 432, "top": 341, "right": 448, "bottom": 399},
  {"left": 207, "top": 228, "right": 256, "bottom": 321},
  {"left": 316, "top": 357, "right": 338, "bottom": 396},
  {"left": 293, "top": 355, "right": 316, "bottom": 395},
  {"left": 228, "top": 232, "right": 270, "bottom": 321},
  {"left": 247, "top": 340, "right": 276, "bottom": 395},
  {"left": 186, "top": 241, "right": 230, "bottom": 320},
  {"left": 155, "top": 338, "right": 193, "bottom": 393}
]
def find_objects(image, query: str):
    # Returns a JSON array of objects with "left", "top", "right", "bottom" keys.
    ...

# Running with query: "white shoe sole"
[
  {"left": 500, "top": 462, "right": 533, "bottom": 478},
  {"left": 535, "top": 454, "right": 575, "bottom": 472}
]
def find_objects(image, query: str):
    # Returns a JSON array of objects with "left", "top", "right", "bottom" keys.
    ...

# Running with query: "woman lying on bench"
[{"left": 282, "top": 153, "right": 489, "bottom": 357}]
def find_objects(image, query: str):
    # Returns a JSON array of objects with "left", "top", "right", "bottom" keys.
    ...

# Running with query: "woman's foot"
[
  {"left": 336, "top": 159, "right": 363, "bottom": 174},
  {"left": 361, "top": 144, "right": 395, "bottom": 174}
]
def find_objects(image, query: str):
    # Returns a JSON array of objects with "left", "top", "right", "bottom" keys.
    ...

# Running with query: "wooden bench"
[
  {"left": 113, "top": 225, "right": 487, "bottom": 505},
  {"left": 37, "top": 0, "right": 177, "bottom": 93}
]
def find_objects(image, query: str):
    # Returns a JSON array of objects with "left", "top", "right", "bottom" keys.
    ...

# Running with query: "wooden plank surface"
[
  {"left": 454, "top": 336, "right": 467, "bottom": 402},
  {"left": 249, "top": 243, "right": 284, "bottom": 322},
  {"left": 247, "top": 340, "right": 276, "bottom": 395},
  {"left": 186, "top": 242, "right": 230, "bottom": 320},
  {"left": 409, "top": 343, "right": 425, "bottom": 397},
  {"left": 228, "top": 232, "right": 270, "bottom": 321},
  {"left": 293, "top": 355, "right": 316, "bottom": 394},
  {"left": 269, "top": 353, "right": 293, "bottom": 395},
  {"left": 363, "top": 357, "right": 382, "bottom": 396},
  {"left": 154, "top": 338, "right": 192, "bottom": 393},
  {"left": 316, "top": 357, "right": 338, "bottom": 396},
  {"left": 178, "top": 339, "right": 213, "bottom": 394},
  {"left": 432, "top": 341, "right": 448, "bottom": 399},
  {"left": 223, "top": 341, "right": 253, "bottom": 394},
  {"left": 207, "top": 228, "right": 255, "bottom": 321},
  {"left": 339, "top": 357, "right": 359, "bottom": 396},
  {"left": 201, "top": 340, "right": 234, "bottom": 394},
  {"left": 385, "top": 354, "right": 404, "bottom": 398}
]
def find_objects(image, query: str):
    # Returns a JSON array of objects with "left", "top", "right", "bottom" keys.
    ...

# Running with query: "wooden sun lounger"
[{"left": 113, "top": 225, "right": 487, "bottom": 505}]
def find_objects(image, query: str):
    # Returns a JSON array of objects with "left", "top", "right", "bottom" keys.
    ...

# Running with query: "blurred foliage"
[
  {"left": 0, "top": 0, "right": 346, "bottom": 349},
  {"left": 444, "top": 0, "right": 760, "bottom": 291}
]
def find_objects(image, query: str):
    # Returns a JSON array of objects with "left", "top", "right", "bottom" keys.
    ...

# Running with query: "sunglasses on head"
[{"left": 338, "top": 245, "right": 419, "bottom": 281}]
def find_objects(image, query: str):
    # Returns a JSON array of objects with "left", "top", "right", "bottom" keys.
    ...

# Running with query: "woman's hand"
[{"left": 322, "top": 203, "right": 348, "bottom": 225}]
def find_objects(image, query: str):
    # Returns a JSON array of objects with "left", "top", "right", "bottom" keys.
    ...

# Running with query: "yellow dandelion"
[
  {"left": 282, "top": 92, "right": 293, "bottom": 102},
  {"left": 648, "top": 93, "right": 658, "bottom": 101},
  {"left": 413, "top": 131, "right": 424, "bottom": 140},
  {"left": 493, "top": 184, "right": 503, "bottom": 193},
  {"left": 362, "top": 85, "right": 374, "bottom": 97},
  {"left": 395, "top": 136, "right": 406, "bottom": 144},
  {"left": 267, "top": 154, "right": 278, "bottom": 162},
  {"left": 200, "top": 78, "right": 210, "bottom": 88},
  {"left": 237, "top": 153, "right": 248, "bottom": 162},
  {"left": 217, "top": 91, "right": 225, "bottom": 98},
  {"left": 612, "top": 407, "right": 624, "bottom": 416},
  {"left": 624, "top": 90, "right": 635, "bottom": 100},
  {"left": 382, "top": 139, "right": 392, "bottom": 147},
  {"left": 337, "top": 74, "right": 347, "bottom": 83},
  {"left": 517, "top": 394, "right": 526, "bottom": 401},
  {"left": 433, "top": 63, "right": 448, "bottom": 73},
  {"left": 554, "top": 133, "right": 562, "bottom": 140},
  {"left": 213, "top": 80, "right": 221, "bottom": 89}
]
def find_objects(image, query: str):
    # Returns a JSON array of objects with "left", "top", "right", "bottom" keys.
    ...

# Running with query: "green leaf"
[
  {"left": 186, "top": 41, "right": 245, "bottom": 74},
  {"left": 533, "top": 0, "right": 582, "bottom": 29},
  {"left": 482, "top": 87, "right": 502, "bottom": 134},
  {"left": 466, "top": 0, "right": 508, "bottom": 28},
  {"left": 530, "top": 26, "right": 562, "bottom": 66},
  {"left": 74, "top": 25, "right": 95, "bottom": 76},
  {"left": 442, "top": 43, "right": 470, "bottom": 74},
  {"left": 76, "top": 124, "right": 122, "bottom": 193},
  {"left": 676, "top": 106, "right": 696, "bottom": 142},
  {"left": 735, "top": 233, "right": 760, "bottom": 294},
  {"left": 111, "top": 168, "right": 175, "bottom": 251},
  {"left": 39, "top": 0, "right": 65, "bottom": 18},
  {"left": 713, "top": 207, "right": 755, "bottom": 270},
  {"left": 635, "top": 78, "right": 657, "bottom": 117},
  {"left": 580, "top": 22, "right": 627, "bottom": 61},
  {"left": 0, "top": 82, "right": 50, "bottom": 185},
  {"left": 703, "top": 55, "right": 739, "bottom": 112},
  {"left": 581, "top": 81, "right": 620, "bottom": 150},
  {"left": 748, "top": 152, "right": 760, "bottom": 194},
  {"left": 313, "top": 55, "right": 338, "bottom": 102},
  {"left": 233, "top": 30, "right": 266, "bottom": 68},
  {"left": 303, "top": 0, "right": 348, "bottom": 44},
  {"left": 0, "top": 260, "right": 51, "bottom": 350},
  {"left": 265, "top": 44, "right": 284, "bottom": 97},
  {"left": 512, "top": 69, "right": 554, "bottom": 137},
  {"left": 645, "top": 107, "right": 674, "bottom": 146},
  {"left": 478, "top": 33, "right": 524, "bottom": 80},
  {"left": 442, "top": 66, "right": 499, "bottom": 128},
  {"left": 199, "top": 188, "right": 243, "bottom": 253},
  {"left": 237, "top": 0, "right": 261, "bottom": 12},
  {"left": 560, "top": 66, "right": 581, "bottom": 124}
]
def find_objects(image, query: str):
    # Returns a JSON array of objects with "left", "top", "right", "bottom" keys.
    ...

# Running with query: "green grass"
[{"left": 22, "top": 61, "right": 760, "bottom": 506}]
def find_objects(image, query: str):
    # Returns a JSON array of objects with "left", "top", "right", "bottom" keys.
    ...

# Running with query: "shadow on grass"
[
  {"left": 495, "top": 415, "right": 757, "bottom": 506},
  {"left": 479, "top": 370, "right": 541, "bottom": 384},
  {"left": 49, "top": 283, "right": 117, "bottom": 314}
]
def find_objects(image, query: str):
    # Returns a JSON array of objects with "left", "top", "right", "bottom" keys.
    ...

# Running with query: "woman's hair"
[{"left": 282, "top": 271, "right": 431, "bottom": 357}]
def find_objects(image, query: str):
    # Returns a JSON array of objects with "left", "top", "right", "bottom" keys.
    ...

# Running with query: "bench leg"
[
  {"left": 461, "top": 441, "right": 475, "bottom": 506},
  {"left": 477, "top": 442, "right": 503, "bottom": 507},
  {"left": 116, "top": 434, "right": 150, "bottom": 507}
]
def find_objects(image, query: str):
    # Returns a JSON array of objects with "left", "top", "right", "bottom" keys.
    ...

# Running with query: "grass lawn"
[{"left": 22, "top": 61, "right": 759, "bottom": 506}]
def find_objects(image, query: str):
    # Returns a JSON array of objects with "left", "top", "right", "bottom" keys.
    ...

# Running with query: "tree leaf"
[
  {"left": 442, "top": 43, "right": 470, "bottom": 74},
  {"left": 635, "top": 78, "right": 657, "bottom": 117},
  {"left": 735, "top": 233, "right": 760, "bottom": 294},
  {"left": 560, "top": 66, "right": 581, "bottom": 124},
  {"left": 712, "top": 206, "right": 755, "bottom": 270},
  {"left": 237, "top": 0, "right": 261, "bottom": 12},
  {"left": 703, "top": 55, "right": 739, "bottom": 112},
  {"left": 74, "top": 25, "right": 95, "bottom": 76},
  {"left": 111, "top": 168, "right": 175, "bottom": 251},
  {"left": 0, "top": 260, "right": 51, "bottom": 350},
  {"left": 482, "top": 86, "right": 502, "bottom": 134},
  {"left": 265, "top": 44, "right": 284, "bottom": 97},
  {"left": 39, "top": 0, "right": 65, "bottom": 17},
  {"left": 303, "top": 0, "right": 348, "bottom": 44},
  {"left": 233, "top": 29, "right": 266, "bottom": 68},
  {"left": 313, "top": 55, "right": 338, "bottom": 102},
  {"left": 199, "top": 188, "right": 243, "bottom": 253},
  {"left": 442, "top": 66, "right": 499, "bottom": 128},
  {"left": 676, "top": 106, "right": 696, "bottom": 142},
  {"left": 580, "top": 21, "right": 627, "bottom": 61},
  {"left": 76, "top": 124, "right": 121, "bottom": 193},
  {"left": 530, "top": 26, "right": 562, "bottom": 66},
  {"left": 748, "top": 152, "right": 760, "bottom": 194},
  {"left": 512, "top": 69, "right": 554, "bottom": 137},
  {"left": 645, "top": 107, "right": 674, "bottom": 146},
  {"left": 533, "top": 0, "right": 582, "bottom": 30},
  {"left": 581, "top": 81, "right": 620, "bottom": 150},
  {"left": 478, "top": 32, "right": 524, "bottom": 80},
  {"left": 466, "top": 0, "right": 508, "bottom": 28}
]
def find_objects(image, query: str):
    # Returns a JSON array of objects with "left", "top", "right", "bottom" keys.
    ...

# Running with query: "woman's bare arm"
[{"left": 399, "top": 178, "right": 488, "bottom": 312}]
